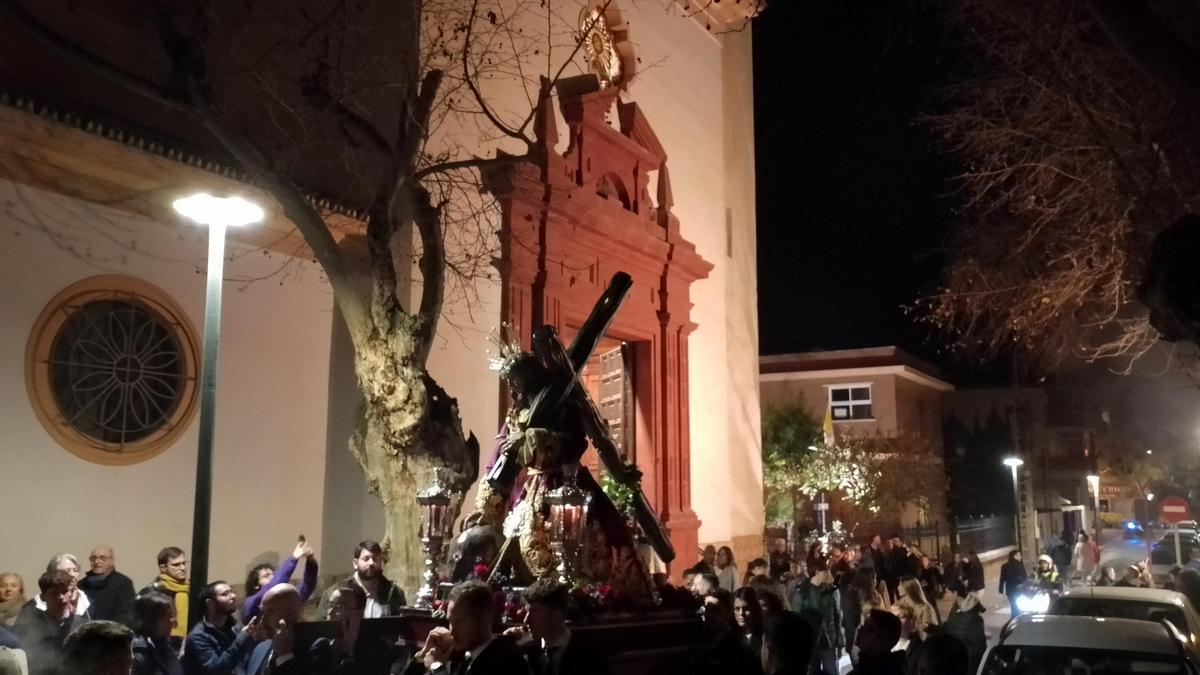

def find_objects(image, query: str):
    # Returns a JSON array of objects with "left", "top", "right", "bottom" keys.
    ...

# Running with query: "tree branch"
[
  {"left": 1, "top": 0, "right": 189, "bottom": 112},
  {"left": 1088, "top": 0, "right": 1200, "bottom": 109},
  {"left": 3, "top": 0, "right": 372, "bottom": 340},
  {"left": 462, "top": 0, "right": 531, "bottom": 146},
  {"left": 413, "top": 151, "right": 532, "bottom": 181},
  {"left": 410, "top": 185, "right": 443, "bottom": 366},
  {"left": 302, "top": 81, "right": 394, "bottom": 155}
]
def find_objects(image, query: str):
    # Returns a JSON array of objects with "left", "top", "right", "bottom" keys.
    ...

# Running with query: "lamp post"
[
  {"left": 415, "top": 473, "right": 453, "bottom": 609},
  {"left": 173, "top": 193, "right": 263, "bottom": 593},
  {"left": 1086, "top": 473, "right": 1101, "bottom": 540},
  {"left": 1004, "top": 457, "right": 1025, "bottom": 554},
  {"left": 546, "top": 462, "right": 592, "bottom": 585}
]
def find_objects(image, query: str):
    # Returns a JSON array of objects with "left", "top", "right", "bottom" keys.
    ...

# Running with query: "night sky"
[{"left": 753, "top": 2, "right": 957, "bottom": 362}]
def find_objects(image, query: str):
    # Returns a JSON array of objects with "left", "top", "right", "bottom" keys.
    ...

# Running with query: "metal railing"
[{"left": 953, "top": 514, "right": 1015, "bottom": 555}]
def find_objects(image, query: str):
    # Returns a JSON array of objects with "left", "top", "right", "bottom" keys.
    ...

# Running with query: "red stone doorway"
[{"left": 484, "top": 78, "right": 712, "bottom": 577}]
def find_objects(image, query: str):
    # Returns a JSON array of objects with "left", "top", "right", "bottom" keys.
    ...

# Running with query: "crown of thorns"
[{"left": 486, "top": 323, "right": 525, "bottom": 376}]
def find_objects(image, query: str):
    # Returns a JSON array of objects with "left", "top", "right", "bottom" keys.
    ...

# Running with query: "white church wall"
[
  {"left": 0, "top": 181, "right": 334, "bottom": 587},
  {"left": 336, "top": 0, "right": 762, "bottom": 569},
  {"left": 720, "top": 27, "right": 765, "bottom": 561}
]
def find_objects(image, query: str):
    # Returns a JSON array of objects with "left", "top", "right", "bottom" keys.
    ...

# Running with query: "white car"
[
  {"left": 1152, "top": 538, "right": 1200, "bottom": 583},
  {"left": 981, "top": 615, "right": 1199, "bottom": 674},
  {"left": 1050, "top": 586, "right": 1200, "bottom": 647}
]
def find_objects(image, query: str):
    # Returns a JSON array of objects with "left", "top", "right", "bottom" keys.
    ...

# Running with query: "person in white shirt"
[
  {"left": 1073, "top": 532, "right": 1096, "bottom": 582},
  {"left": 40, "top": 555, "right": 89, "bottom": 619}
]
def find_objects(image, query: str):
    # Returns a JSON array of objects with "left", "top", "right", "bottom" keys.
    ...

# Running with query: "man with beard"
[
  {"left": 79, "top": 546, "right": 135, "bottom": 626},
  {"left": 317, "top": 541, "right": 405, "bottom": 619},
  {"left": 183, "top": 581, "right": 263, "bottom": 675}
]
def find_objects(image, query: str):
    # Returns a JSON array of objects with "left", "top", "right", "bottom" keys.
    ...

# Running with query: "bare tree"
[
  {"left": 0, "top": 0, "right": 646, "bottom": 592},
  {"left": 916, "top": 0, "right": 1200, "bottom": 373}
]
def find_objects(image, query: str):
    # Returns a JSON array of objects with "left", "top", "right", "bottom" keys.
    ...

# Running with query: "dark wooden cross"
[{"left": 490, "top": 271, "right": 676, "bottom": 563}]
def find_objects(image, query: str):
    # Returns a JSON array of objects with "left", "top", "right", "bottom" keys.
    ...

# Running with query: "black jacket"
[
  {"left": 12, "top": 601, "right": 84, "bottom": 675},
  {"left": 769, "top": 551, "right": 792, "bottom": 580},
  {"left": 403, "top": 636, "right": 530, "bottom": 675},
  {"left": 688, "top": 629, "right": 763, "bottom": 675},
  {"left": 963, "top": 562, "right": 985, "bottom": 593},
  {"left": 80, "top": 570, "right": 136, "bottom": 625},
  {"left": 134, "top": 635, "right": 185, "bottom": 675},
  {"left": 519, "top": 635, "right": 610, "bottom": 675},
  {"left": 317, "top": 576, "right": 406, "bottom": 619},
  {"left": 248, "top": 640, "right": 309, "bottom": 675},
  {"left": 308, "top": 634, "right": 399, "bottom": 675},
  {"left": 886, "top": 549, "right": 909, "bottom": 585},
  {"left": 942, "top": 605, "right": 987, "bottom": 671},
  {"left": 998, "top": 560, "right": 1028, "bottom": 596},
  {"left": 851, "top": 651, "right": 908, "bottom": 675}
]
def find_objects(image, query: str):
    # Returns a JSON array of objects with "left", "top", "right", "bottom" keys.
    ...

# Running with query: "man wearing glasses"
[
  {"left": 142, "top": 547, "right": 190, "bottom": 651},
  {"left": 79, "top": 546, "right": 135, "bottom": 626}
]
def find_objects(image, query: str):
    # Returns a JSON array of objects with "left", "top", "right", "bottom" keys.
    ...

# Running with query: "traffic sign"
[{"left": 1161, "top": 496, "right": 1191, "bottom": 523}]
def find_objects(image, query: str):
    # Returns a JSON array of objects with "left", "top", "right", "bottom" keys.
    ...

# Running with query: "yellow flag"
[{"left": 823, "top": 404, "right": 835, "bottom": 446}]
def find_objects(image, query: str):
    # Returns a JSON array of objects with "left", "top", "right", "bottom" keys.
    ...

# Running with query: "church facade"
[{"left": 0, "top": 1, "right": 761, "bottom": 587}]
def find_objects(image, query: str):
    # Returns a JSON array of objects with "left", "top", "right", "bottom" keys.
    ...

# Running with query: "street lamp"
[
  {"left": 173, "top": 193, "right": 263, "bottom": 593},
  {"left": 1004, "top": 457, "right": 1025, "bottom": 553},
  {"left": 1086, "top": 473, "right": 1101, "bottom": 540}
]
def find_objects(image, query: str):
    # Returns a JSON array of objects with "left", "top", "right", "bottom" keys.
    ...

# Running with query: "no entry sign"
[{"left": 1161, "top": 496, "right": 1191, "bottom": 523}]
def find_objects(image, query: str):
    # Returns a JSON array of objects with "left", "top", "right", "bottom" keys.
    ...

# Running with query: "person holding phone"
[{"left": 243, "top": 538, "right": 319, "bottom": 622}]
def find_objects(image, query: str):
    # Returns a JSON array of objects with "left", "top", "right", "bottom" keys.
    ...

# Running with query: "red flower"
[
  {"left": 473, "top": 563, "right": 490, "bottom": 578},
  {"left": 596, "top": 583, "right": 613, "bottom": 599}
]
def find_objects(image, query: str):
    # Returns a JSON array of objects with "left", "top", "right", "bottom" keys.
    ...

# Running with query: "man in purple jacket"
[{"left": 242, "top": 540, "right": 319, "bottom": 622}]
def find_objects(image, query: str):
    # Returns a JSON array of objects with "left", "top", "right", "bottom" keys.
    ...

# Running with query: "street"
[{"left": 977, "top": 528, "right": 1156, "bottom": 638}]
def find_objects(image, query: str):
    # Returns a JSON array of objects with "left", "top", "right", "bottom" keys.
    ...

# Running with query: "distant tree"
[
  {"left": 762, "top": 403, "right": 945, "bottom": 526},
  {"left": 761, "top": 404, "right": 821, "bottom": 525},
  {"left": 917, "top": 0, "right": 1200, "bottom": 373},
  {"left": 799, "top": 433, "right": 946, "bottom": 519}
]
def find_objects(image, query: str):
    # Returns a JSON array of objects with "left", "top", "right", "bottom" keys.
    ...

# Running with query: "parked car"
[
  {"left": 981, "top": 615, "right": 1198, "bottom": 675},
  {"left": 1152, "top": 537, "right": 1200, "bottom": 582},
  {"left": 1050, "top": 586, "right": 1200, "bottom": 646}
]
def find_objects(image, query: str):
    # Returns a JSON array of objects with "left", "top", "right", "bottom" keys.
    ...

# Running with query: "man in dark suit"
[
  {"left": 406, "top": 581, "right": 529, "bottom": 675},
  {"left": 79, "top": 546, "right": 136, "bottom": 626},
  {"left": 248, "top": 584, "right": 305, "bottom": 675},
  {"left": 505, "top": 580, "right": 608, "bottom": 675}
]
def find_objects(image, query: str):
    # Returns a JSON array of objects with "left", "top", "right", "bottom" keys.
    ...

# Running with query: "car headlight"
[{"left": 1016, "top": 592, "right": 1050, "bottom": 614}]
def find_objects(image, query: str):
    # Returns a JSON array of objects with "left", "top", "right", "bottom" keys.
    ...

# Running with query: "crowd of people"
[
  {"left": 678, "top": 536, "right": 991, "bottom": 675},
  {"left": 14, "top": 532, "right": 1161, "bottom": 675},
  {"left": 0, "top": 539, "right": 407, "bottom": 675}
]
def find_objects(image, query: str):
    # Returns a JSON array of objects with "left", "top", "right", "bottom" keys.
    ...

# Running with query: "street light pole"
[
  {"left": 1005, "top": 457, "right": 1025, "bottom": 554},
  {"left": 173, "top": 194, "right": 262, "bottom": 598},
  {"left": 1086, "top": 473, "right": 1101, "bottom": 541}
]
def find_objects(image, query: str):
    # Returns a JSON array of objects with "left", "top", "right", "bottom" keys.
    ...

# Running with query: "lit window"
[{"left": 829, "top": 385, "right": 872, "bottom": 421}]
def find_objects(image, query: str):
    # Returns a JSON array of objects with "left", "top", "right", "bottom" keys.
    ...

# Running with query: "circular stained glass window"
[{"left": 26, "top": 276, "right": 199, "bottom": 464}]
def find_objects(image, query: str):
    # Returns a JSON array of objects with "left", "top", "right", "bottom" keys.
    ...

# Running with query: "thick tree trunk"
[{"left": 349, "top": 330, "right": 477, "bottom": 598}]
